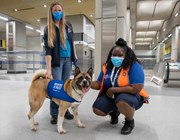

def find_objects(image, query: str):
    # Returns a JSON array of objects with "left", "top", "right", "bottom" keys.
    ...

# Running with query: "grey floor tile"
[{"left": 0, "top": 77, "right": 180, "bottom": 140}]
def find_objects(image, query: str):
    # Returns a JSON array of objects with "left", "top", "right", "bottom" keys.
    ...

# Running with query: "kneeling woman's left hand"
[{"left": 106, "top": 88, "right": 115, "bottom": 98}]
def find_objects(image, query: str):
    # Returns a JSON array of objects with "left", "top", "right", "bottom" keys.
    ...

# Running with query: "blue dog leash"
[{"left": 74, "top": 60, "right": 77, "bottom": 68}]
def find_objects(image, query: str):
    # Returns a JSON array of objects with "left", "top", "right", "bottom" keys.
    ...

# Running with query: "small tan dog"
[{"left": 27, "top": 67, "right": 93, "bottom": 134}]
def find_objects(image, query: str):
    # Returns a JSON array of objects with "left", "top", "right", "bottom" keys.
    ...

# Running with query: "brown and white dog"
[{"left": 27, "top": 67, "right": 93, "bottom": 134}]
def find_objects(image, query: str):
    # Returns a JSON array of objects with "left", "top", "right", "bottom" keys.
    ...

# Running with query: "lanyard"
[{"left": 110, "top": 67, "right": 121, "bottom": 87}]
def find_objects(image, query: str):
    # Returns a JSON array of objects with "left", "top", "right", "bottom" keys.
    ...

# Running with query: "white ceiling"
[
  {"left": 135, "top": 0, "right": 179, "bottom": 47},
  {"left": 0, "top": 0, "right": 179, "bottom": 49},
  {"left": 0, "top": 0, "right": 95, "bottom": 36}
]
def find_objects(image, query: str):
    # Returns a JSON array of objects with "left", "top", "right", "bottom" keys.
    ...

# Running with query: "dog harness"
[
  {"left": 100, "top": 64, "right": 149, "bottom": 103},
  {"left": 48, "top": 80, "right": 79, "bottom": 103}
]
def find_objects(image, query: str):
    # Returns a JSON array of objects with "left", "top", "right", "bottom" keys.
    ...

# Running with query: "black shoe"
[
  {"left": 121, "top": 119, "right": 134, "bottom": 135},
  {"left": 50, "top": 117, "right": 57, "bottom": 125},
  {"left": 64, "top": 110, "right": 74, "bottom": 120},
  {"left": 109, "top": 110, "right": 120, "bottom": 125}
]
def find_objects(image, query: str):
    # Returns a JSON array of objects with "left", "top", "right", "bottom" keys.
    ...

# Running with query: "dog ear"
[
  {"left": 87, "top": 67, "right": 93, "bottom": 78},
  {"left": 74, "top": 66, "right": 81, "bottom": 78}
]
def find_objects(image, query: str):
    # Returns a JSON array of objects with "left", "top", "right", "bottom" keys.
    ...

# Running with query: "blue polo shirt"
[{"left": 97, "top": 62, "right": 144, "bottom": 88}]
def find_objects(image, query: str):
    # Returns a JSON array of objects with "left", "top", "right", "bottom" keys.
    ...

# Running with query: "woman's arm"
[
  {"left": 91, "top": 80, "right": 101, "bottom": 90},
  {"left": 73, "top": 45, "right": 78, "bottom": 60},
  {"left": 45, "top": 55, "right": 52, "bottom": 79},
  {"left": 43, "top": 26, "right": 53, "bottom": 79},
  {"left": 106, "top": 84, "right": 144, "bottom": 98},
  {"left": 113, "top": 84, "right": 143, "bottom": 94}
]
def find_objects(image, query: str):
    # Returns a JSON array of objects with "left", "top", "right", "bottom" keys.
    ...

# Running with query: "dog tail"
[{"left": 31, "top": 69, "right": 47, "bottom": 82}]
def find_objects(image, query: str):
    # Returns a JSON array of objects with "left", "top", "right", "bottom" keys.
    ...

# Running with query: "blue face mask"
[
  {"left": 52, "top": 11, "right": 63, "bottom": 21},
  {"left": 111, "top": 56, "right": 124, "bottom": 67}
]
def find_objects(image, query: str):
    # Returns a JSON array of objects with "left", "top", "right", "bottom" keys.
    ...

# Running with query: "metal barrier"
[
  {"left": 151, "top": 62, "right": 167, "bottom": 86},
  {"left": 0, "top": 50, "right": 94, "bottom": 74},
  {"left": 0, "top": 51, "right": 46, "bottom": 74},
  {"left": 166, "top": 62, "right": 180, "bottom": 82}
]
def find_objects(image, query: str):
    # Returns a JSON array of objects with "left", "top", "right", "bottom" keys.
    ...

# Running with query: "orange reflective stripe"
[
  {"left": 102, "top": 64, "right": 106, "bottom": 73},
  {"left": 139, "top": 88, "right": 149, "bottom": 98},
  {"left": 117, "top": 69, "right": 129, "bottom": 87},
  {"left": 100, "top": 64, "right": 107, "bottom": 91}
]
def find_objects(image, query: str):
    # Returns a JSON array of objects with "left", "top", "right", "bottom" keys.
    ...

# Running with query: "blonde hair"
[{"left": 47, "top": 2, "right": 66, "bottom": 48}]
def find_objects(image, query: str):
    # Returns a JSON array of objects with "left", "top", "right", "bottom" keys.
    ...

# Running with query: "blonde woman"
[{"left": 43, "top": 1, "right": 78, "bottom": 124}]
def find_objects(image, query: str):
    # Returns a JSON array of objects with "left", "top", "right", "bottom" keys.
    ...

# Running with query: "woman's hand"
[
  {"left": 91, "top": 81, "right": 101, "bottom": 90},
  {"left": 46, "top": 69, "right": 52, "bottom": 79},
  {"left": 106, "top": 87, "right": 114, "bottom": 98}
]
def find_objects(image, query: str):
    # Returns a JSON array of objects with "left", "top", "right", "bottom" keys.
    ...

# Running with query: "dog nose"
[{"left": 83, "top": 80, "right": 87, "bottom": 85}]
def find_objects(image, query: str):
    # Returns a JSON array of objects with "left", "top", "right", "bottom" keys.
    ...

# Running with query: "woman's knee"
[
  {"left": 93, "top": 107, "right": 107, "bottom": 116},
  {"left": 117, "top": 101, "right": 126, "bottom": 107},
  {"left": 116, "top": 101, "right": 133, "bottom": 112}
]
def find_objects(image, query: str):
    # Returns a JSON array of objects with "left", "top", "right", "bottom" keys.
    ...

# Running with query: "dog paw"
[
  {"left": 31, "top": 127, "right": 37, "bottom": 131},
  {"left": 78, "top": 123, "right": 85, "bottom": 128},
  {"left": 58, "top": 128, "right": 67, "bottom": 134},
  {"left": 34, "top": 122, "right": 39, "bottom": 125}
]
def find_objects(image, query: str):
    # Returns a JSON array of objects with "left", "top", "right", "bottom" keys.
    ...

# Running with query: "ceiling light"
[
  {"left": 168, "top": 34, "right": 172, "bottom": 38},
  {"left": 13, "top": 9, "right": 18, "bottom": 12},
  {"left": 43, "top": 5, "right": 47, "bottom": 8},
  {"left": 25, "top": 25, "right": 34, "bottom": 30},
  {"left": 175, "top": 13, "right": 178, "bottom": 17},
  {"left": 78, "top": 0, "right": 81, "bottom": 3},
  {"left": 161, "top": 37, "right": 168, "bottom": 43},
  {"left": 90, "top": 14, "right": 93, "bottom": 17},
  {"left": 37, "top": 19, "right": 40, "bottom": 22},
  {"left": 163, "top": 28, "right": 166, "bottom": 31},
  {"left": 36, "top": 29, "right": 41, "bottom": 33},
  {"left": 153, "top": 46, "right": 157, "bottom": 50},
  {"left": 0, "top": 15, "right": 8, "bottom": 21}
]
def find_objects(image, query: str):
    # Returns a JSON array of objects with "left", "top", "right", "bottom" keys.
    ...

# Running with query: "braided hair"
[{"left": 106, "top": 38, "right": 141, "bottom": 70}]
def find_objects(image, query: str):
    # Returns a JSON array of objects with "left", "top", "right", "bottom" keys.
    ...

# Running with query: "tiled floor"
[{"left": 0, "top": 75, "right": 180, "bottom": 140}]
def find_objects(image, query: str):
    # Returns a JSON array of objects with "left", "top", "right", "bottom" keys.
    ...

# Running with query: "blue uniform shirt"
[{"left": 97, "top": 62, "right": 144, "bottom": 88}]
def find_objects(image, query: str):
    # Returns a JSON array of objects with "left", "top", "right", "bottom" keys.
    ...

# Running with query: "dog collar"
[{"left": 72, "top": 85, "right": 80, "bottom": 94}]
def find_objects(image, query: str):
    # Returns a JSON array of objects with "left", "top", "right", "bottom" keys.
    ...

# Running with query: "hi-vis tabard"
[
  {"left": 100, "top": 64, "right": 149, "bottom": 103},
  {"left": 48, "top": 80, "right": 79, "bottom": 103}
]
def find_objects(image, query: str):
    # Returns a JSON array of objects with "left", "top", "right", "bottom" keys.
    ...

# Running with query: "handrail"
[
  {"left": 164, "top": 62, "right": 169, "bottom": 83},
  {"left": 0, "top": 51, "right": 46, "bottom": 73},
  {"left": 151, "top": 61, "right": 180, "bottom": 86}
]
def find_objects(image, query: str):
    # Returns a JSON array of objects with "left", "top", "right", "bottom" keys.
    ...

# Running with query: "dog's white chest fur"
[{"left": 71, "top": 89, "right": 84, "bottom": 103}]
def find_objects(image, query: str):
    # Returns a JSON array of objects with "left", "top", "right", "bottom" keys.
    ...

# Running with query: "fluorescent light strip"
[
  {"left": 25, "top": 25, "right": 34, "bottom": 30},
  {"left": 153, "top": 46, "right": 157, "bottom": 50},
  {"left": 36, "top": 29, "right": 41, "bottom": 33},
  {"left": 0, "top": 16, "right": 8, "bottom": 21},
  {"left": 168, "top": 34, "right": 172, "bottom": 38}
]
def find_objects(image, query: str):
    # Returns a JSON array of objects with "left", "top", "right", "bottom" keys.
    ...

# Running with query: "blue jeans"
[{"left": 50, "top": 57, "right": 72, "bottom": 118}]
